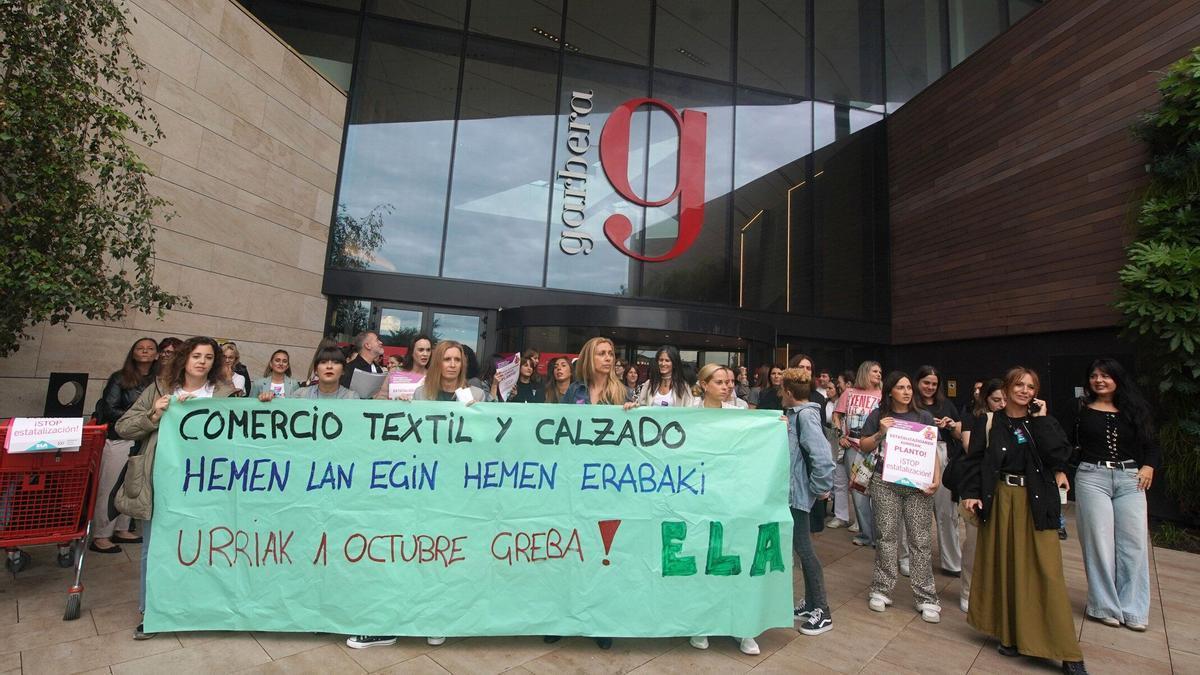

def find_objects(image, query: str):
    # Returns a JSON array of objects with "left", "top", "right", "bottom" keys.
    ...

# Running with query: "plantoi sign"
[{"left": 557, "top": 92, "right": 708, "bottom": 262}]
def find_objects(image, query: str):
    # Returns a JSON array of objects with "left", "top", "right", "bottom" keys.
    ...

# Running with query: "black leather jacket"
[{"left": 94, "top": 372, "right": 153, "bottom": 440}]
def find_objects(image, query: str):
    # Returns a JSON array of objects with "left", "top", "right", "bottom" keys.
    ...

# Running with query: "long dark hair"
[
  {"left": 973, "top": 378, "right": 1005, "bottom": 417},
  {"left": 117, "top": 337, "right": 159, "bottom": 389},
  {"left": 163, "top": 337, "right": 224, "bottom": 391},
  {"left": 545, "top": 356, "right": 572, "bottom": 403},
  {"left": 1084, "top": 358, "right": 1155, "bottom": 441},
  {"left": 880, "top": 370, "right": 915, "bottom": 415},
  {"left": 914, "top": 365, "right": 944, "bottom": 405},
  {"left": 649, "top": 345, "right": 690, "bottom": 398},
  {"left": 402, "top": 334, "right": 432, "bottom": 370}
]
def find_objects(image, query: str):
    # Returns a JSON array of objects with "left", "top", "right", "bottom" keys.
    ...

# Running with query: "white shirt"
[{"left": 173, "top": 383, "right": 214, "bottom": 399}]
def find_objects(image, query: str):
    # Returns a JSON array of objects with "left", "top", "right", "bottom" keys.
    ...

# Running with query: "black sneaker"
[
  {"left": 133, "top": 623, "right": 156, "bottom": 640},
  {"left": 1061, "top": 661, "right": 1088, "bottom": 674},
  {"left": 1059, "top": 527, "right": 1069, "bottom": 541},
  {"left": 5, "top": 550, "right": 30, "bottom": 574},
  {"left": 998, "top": 644, "right": 1019, "bottom": 657},
  {"left": 345, "top": 635, "right": 397, "bottom": 649},
  {"left": 594, "top": 637, "right": 613, "bottom": 649},
  {"left": 799, "top": 607, "right": 833, "bottom": 636}
]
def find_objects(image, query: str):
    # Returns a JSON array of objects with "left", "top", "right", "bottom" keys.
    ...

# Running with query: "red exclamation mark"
[{"left": 598, "top": 520, "right": 621, "bottom": 566}]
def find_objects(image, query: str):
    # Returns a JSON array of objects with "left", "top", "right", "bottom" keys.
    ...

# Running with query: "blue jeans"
[
  {"left": 845, "top": 448, "right": 876, "bottom": 544},
  {"left": 791, "top": 507, "right": 828, "bottom": 613},
  {"left": 139, "top": 518, "right": 151, "bottom": 614},
  {"left": 1075, "top": 462, "right": 1150, "bottom": 625}
]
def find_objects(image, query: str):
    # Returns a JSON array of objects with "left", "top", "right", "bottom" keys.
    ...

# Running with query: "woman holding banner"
[
  {"left": 115, "top": 336, "right": 238, "bottom": 641},
  {"left": 687, "top": 364, "right": 765, "bottom": 654},
  {"left": 347, "top": 340, "right": 483, "bottom": 651},
  {"left": 959, "top": 368, "right": 1087, "bottom": 674},
  {"left": 250, "top": 349, "right": 300, "bottom": 399},
  {"left": 858, "top": 371, "right": 942, "bottom": 624},
  {"left": 562, "top": 337, "right": 625, "bottom": 407},
  {"left": 634, "top": 345, "right": 695, "bottom": 407}
]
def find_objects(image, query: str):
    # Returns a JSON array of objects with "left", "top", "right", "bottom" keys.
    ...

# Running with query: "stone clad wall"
[{"left": 0, "top": 0, "right": 346, "bottom": 417}]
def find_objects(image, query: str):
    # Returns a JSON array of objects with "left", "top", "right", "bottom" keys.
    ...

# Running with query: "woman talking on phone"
[{"left": 959, "top": 367, "right": 1087, "bottom": 674}]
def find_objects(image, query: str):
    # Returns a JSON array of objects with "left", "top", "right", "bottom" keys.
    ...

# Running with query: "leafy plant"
[
  {"left": 0, "top": 0, "right": 187, "bottom": 356},
  {"left": 1116, "top": 46, "right": 1200, "bottom": 514}
]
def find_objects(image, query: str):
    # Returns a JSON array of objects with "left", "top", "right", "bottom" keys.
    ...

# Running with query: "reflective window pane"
[
  {"left": 1008, "top": 0, "right": 1040, "bottom": 23},
  {"left": 545, "top": 57, "right": 649, "bottom": 294},
  {"left": 949, "top": 0, "right": 1005, "bottom": 66},
  {"left": 468, "top": 0, "right": 565, "bottom": 48},
  {"left": 640, "top": 73, "right": 734, "bottom": 303},
  {"left": 733, "top": 91, "right": 812, "bottom": 313},
  {"left": 737, "top": 0, "right": 808, "bottom": 97},
  {"left": 563, "top": 0, "right": 651, "bottom": 65},
  {"left": 814, "top": 0, "right": 884, "bottom": 110},
  {"left": 441, "top": 37, "right": 558, "bottom": 286},
  {"left": 884, "top": 0, "right": 946, "bottom": 112},
  {"left": 335, "top": 21, "right": 460, "bottom": 276},
  {"left": 329, "top": 298, "right": 372, "bottom": 343},
  {"left": 812, "top": 124, "right": 887, "bottom": 320},
  {"left": 433, "top": 313, "right": 482, "bottom": 355},
  {"left": 378, "top": 307, "right": 423, "bottom": 346},
  {"left": 240, "top": 0, "right": 358, "bottom": 89},
  {"left": 369, "top": 0, "right": 466, "bottom": 29},
  {"left": 654, "top": 0, "right": 733, "bottom": 82}
]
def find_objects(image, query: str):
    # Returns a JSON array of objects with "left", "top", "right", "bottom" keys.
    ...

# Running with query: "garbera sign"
[{"left": 557, "top": 92, "right": 707, "bottom": 262}]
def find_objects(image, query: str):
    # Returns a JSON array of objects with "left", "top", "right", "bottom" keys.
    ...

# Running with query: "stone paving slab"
[{"left": 0, "top": 510, "right": 1192, "bottom": 673}]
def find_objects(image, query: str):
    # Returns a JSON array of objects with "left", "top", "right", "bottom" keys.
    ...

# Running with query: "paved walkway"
[{"left": 0, "top": 509, "right": 1195, "bottom": 673}]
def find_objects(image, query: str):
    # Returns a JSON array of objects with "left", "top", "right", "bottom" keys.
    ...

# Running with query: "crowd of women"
[{"left": 83, "top": 332, "right": 1160, "bottom": 674}]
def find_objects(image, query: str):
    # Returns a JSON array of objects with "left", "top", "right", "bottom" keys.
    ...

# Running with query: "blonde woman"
[{"left": 562, "top": 337, "right": 626, "bottom": 406}]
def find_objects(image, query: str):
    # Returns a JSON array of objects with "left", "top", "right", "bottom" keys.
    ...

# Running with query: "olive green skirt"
[{"left": 967, "top": 481, "right": 1082, "bottom": 661}]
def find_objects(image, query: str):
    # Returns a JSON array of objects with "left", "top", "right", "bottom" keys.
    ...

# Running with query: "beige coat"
[{"left": 113, "top": 379, "right": 237, "bottom": 520}]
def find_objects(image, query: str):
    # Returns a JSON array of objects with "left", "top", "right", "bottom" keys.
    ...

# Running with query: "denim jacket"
[{"left": 788, "top": 402, "right": 835, "bottom": 511}]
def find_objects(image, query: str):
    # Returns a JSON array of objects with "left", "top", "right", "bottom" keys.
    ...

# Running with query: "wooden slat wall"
[{"left": 887, "top": 0, "right": 1200, "bottom": 344}]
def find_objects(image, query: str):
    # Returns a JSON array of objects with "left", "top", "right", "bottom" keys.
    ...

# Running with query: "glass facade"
[{"left": 245, "top": 0, "right": 1036, "bottom": 347}]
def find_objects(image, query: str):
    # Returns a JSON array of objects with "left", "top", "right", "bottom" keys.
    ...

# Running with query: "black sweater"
[{"left": 959, "top": 413, "right": 1071, "bottom": 531}]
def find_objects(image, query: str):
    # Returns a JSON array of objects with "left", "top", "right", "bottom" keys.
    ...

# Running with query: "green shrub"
[{"left": 1117, "top": 46, "right": 1200, "bottom": 515}]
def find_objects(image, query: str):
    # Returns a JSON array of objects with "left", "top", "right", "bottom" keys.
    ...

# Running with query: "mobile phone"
[{"left": 1029, "top": 400, "right": 1042, "bottom": 414}]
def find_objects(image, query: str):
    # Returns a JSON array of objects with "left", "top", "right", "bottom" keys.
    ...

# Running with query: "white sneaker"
[
  {"left": 426, "top": 637, "right": 446, "bottom": 646},
  {"left": 738, "top": 637, "right": 760, "bottom": 655},
  {"left": 960, "top": 597, "right": 969, "bottom": 613},
  {"left": 868, "top": 593, "right": 891, "bottom": 612},
  {"left": 689, "top": 636, "right": 709, "bottom": 650},
  {"left": 899, "top": 559, "right": 911, "bottom": 577},
  {"left": 826, "top": 518, "right": 850, "bottom": 529},
  {"left": 848, "top": 522, "right": 860, "bottom": 533},
  {"left": 918, "top": 604, "right": 941, "bottom": 623}
]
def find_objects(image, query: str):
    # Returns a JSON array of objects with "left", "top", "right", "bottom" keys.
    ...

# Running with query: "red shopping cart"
[{"left": 0, "top": 423, "right": 107, "bottom": 620}]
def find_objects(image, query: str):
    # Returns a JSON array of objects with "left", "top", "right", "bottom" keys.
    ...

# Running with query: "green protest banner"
[{"left": 145, "top": 399, "right": 793, "bottom": 637}]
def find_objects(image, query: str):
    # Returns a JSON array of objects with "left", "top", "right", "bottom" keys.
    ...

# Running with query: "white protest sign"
[
  {"left": 5, "top": 417, "right": 83, "bottom": 453},
  {"left": 881, "top": 419, "right": 938, "bottom": 489},
  {"left": 387, "top": 371, "right": 424, "bottom": 400},
  {"left": 496, "top": 352, "right": 521, "bottom": 401}
]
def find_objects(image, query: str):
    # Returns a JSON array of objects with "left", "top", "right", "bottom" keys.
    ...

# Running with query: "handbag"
[{"left": 849, "top": 448, "right": 877, "bottom": 494}]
